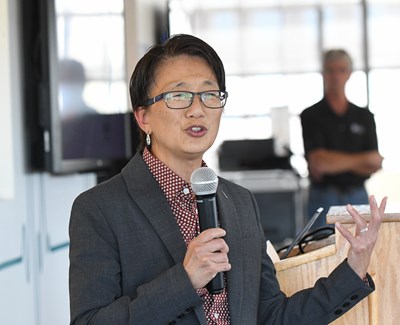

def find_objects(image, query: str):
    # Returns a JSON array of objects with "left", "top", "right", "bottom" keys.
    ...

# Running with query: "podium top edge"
[{"left": 326, "top": 204, "right": 400, "bottom": 223}]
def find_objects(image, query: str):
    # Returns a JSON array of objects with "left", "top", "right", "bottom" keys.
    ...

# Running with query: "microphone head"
[{"left": 190, "top": 167, "right": 218, "bottom": 195}]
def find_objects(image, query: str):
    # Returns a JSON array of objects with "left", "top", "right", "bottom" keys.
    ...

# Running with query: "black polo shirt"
[{"left": 300, "top": 98, "right": 379, "bottom": 190}]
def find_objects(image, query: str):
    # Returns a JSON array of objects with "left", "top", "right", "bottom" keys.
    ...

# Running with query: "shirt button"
[
  {"left": 183, "top": 188, "right": 190, "bottom": 195},
  {"left": 214, "top": 313, "right": 219, "bottom": 319}
]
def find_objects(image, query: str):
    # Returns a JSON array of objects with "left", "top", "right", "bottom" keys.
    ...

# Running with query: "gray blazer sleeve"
[
  {"left": 257, "top": 253, "right": 374, "bottom": 324},
  {"left": 250, "top": 204, "right": 374, "bottom": 324}
]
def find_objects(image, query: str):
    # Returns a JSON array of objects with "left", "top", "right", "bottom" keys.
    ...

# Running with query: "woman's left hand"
[{"left": 335, "top": 195, "right": 388, "bottom": 279}]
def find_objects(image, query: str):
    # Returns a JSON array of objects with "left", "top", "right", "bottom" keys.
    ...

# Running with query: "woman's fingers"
[
  {"left": 184, "top": 228, "right": 231, "bottom": 289},
  {"left": 337, "top": 195, "right": 388, "bottom": 279}
]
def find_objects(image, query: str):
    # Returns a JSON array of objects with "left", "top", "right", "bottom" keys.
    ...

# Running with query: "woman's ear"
[{"left": 134, "top": 107, "right": 148, "bottom": 132}]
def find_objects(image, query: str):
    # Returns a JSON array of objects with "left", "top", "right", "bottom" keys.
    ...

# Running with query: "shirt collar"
[{"left": 142, "top": 148, "right": 208, "bottom": 202}]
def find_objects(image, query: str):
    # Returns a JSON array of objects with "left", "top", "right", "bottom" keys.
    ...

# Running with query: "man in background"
[{"left": 300, "top": 49, "right": 383, "bottom": 228}]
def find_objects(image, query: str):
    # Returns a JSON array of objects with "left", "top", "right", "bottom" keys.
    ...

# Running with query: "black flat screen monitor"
[
  {"left": 218, "top": 139, "right": 291, "bottom": 171},
  {"left": 21, "top": 0, "right": 168, "bottom": 174}
]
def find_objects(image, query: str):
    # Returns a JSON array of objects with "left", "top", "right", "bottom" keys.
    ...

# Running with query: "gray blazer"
[{"left": 69, "top": 152, "right": 373, "bottom": 324}]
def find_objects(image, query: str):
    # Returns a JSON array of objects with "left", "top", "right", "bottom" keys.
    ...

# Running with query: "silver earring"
[{"left": 146, "top": 133, "right": 151, "bottom": 146}]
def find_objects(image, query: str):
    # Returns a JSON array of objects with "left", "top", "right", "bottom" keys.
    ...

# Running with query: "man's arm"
[{"left": 307, "top": 149, "right": 383, "bottom": 181}]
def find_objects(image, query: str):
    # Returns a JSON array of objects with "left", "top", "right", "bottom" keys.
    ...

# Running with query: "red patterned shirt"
[{"left": 143, "top": 148, "right": 231, "bottom": 325}]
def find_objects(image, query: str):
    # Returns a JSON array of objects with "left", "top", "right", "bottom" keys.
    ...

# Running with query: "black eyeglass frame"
[{"left": 142, "top": 90, "right": 228, "bottom": 109}]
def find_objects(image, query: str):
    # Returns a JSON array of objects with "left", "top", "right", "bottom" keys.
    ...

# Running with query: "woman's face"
[{"left": 135, "top": 55, "right": 223, "bottom": 168}]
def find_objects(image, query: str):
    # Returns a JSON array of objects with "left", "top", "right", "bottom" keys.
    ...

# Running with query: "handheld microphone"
[{"left": 190, "top": 167, "right": 224, "bottom": 294}]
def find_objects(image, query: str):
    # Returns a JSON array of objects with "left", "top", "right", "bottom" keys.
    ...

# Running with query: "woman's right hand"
[{"left": 183, "top": 228, "right": 231, "bottom": 289}]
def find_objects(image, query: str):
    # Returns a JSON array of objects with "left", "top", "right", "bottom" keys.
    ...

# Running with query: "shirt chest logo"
[{"left": 350, "top": 123, "right": 365, "bottom": 135}]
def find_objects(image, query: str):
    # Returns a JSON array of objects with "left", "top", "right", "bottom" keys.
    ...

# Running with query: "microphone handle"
[{"left": 196, "top": 194, "right": 224, "bottom": 294}]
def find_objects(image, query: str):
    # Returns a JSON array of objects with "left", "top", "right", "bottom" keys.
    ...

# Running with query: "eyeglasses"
[{"left": 142, "top": 90, "right": 228, "bottom": 109}]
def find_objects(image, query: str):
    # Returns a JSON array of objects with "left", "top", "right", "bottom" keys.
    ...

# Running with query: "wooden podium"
[{"left": 273, "top": 205, "right": 400, "bottom": 324}]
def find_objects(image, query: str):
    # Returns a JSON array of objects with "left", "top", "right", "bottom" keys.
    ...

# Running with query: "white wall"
[
  {"left": 0, "top": 0, "right": 14, "bottom": 201},
  {"left": 0, "top": 0, "right": 97, "bottom": 324}
]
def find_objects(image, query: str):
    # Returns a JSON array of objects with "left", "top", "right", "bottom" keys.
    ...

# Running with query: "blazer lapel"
[
  {"left": 121, "top": 154, "right": 187, "bottom": 265},
  {"left": 217, "top": 183, "right": 244, "bottom": 324}
]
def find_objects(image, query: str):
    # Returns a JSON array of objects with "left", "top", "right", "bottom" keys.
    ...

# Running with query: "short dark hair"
[{"left": 129, "top": 34, "right": 226, "bottom": 149}]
